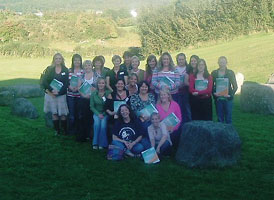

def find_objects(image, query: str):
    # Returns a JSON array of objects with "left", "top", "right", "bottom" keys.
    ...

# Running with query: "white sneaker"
[
  {"left": 98, "top": 146, "right": 104, "bottom": 150},
  {"left": 92, "top": 145, "right": 98, "bottom": 150}
]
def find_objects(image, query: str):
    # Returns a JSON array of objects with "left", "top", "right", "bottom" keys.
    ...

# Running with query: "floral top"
[{"left": 130, "top": 93, "right": 156, "bottom": 117}]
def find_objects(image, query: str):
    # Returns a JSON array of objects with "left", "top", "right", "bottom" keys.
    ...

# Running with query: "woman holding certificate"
[
  {"left": 189, "top": 59, "right": 213, "bottom": 121},
  {"left": 77, "top": 60, "right": 96, "bottom": 142},
  {"left": 41, "top": 53, "right": 69, "bottom": 135},
  {"left": 211, "top": 56, "right": 238, "bottom": 124},
  {"left": 156, "top": 88, "right": 182, "bottom": 149}
]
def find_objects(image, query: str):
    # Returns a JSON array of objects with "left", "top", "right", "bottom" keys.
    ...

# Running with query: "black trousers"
[{"left": 190, "top": 95, "right": 212, "bottom": 121}]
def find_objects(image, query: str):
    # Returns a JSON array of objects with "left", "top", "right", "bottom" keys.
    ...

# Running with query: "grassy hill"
[{"left": 0, "top": 33, "right": 274, "bottom": 199}]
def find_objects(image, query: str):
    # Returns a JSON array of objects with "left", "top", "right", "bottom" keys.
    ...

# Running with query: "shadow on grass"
[{"left": 0, "top": 78, "right": 39, "bottom": 87}]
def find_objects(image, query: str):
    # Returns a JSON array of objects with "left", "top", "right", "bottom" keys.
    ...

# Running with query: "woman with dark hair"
[
  {"left": 175, "top": 53, "right": 192, "bottom": 124},
  {"left": 129, "top": 56, "right": 145, "bottom": 82},
  {"left": 152, "top": 52, "right": 180, "bottom": 102},
  {"left": 145, "top": 54, "right": 157, "bottom": 94},
  {"left": 126, "top": 73, "right": 138, "bottom": 96},
  {"left": 90, "top": 77, "right": 112, "bottom": 149},
  {"left": 189, "top": 59, "right": 213, "bottom": 121},
  {"left": 42, "top": 53, "right": 69, "bottom": 135},
  {"left": 93, "top": 56, "right": 108, "bottom": 82},
  {"left": 111, "top": 104, "right": 145, "bottom": 157},
  {"left": 188, "top": 55, "right": 199, "bottom": 74},
  {"left": 67, "top": 54, "right": 84, "bottom": 135},
  {"left": 120, "top": 51, "right": 133, "bottom": 72}
]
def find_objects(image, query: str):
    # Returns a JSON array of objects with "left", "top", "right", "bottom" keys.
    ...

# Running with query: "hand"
[
  {"left": 224, "top": 94, "right": 230, "bottom": 98},
  {"left": 192, "top": 92, "right": 198, "bottom": 96},
  {"left": 99, "top": 114, "right": 104, "bottom": 119},
  {"left": 214, "top": 92, "right": 220, "bottom": 97},
  {"left": 114, "top": 114, "right": 119, "bottom": 119},
  {"left": 167, "top": 126, "right": 174, "bottom": 133},
  {"left": 52, "top": 90, "right": 58, "bottom": 95},
  {"left": 156, "top": 147, "right": 160, "bottom": 154},
  {"left": 127, "top": 142, "right": 135, "bottom": 150}
]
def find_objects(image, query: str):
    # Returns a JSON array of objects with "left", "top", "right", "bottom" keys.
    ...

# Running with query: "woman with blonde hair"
[
  {"left": 41, "top": 53, "right": 69, "bottom": 135},
  {"left": 129, "top": 56, "right": 145, "bottom": 82}
]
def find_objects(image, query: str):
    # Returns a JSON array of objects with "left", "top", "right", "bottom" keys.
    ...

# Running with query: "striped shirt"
[
  {"left": 151, "top": 70, "right": 180, "bottom": 94},
  {"left": 67, "top": 69, "right": 84, "bottom": 98}
]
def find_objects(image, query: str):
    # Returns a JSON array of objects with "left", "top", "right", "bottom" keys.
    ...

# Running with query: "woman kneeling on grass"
[
  {"left": 111, "top": 104, "right": 145, "bottom": 157},
  {"left": 42, "top": 53, "right": 69, "bottom": 135},
  {"left": 148, "top": 112, "right": 172, "bottom": 156}
]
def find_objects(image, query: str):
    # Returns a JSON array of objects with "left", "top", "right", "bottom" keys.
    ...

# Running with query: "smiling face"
[
  {"left": 190, "top": 57, "right": 198, "bottom": 68},
  {"left": 73, "top": 57, "right": 81, "bottom": 68},
  {"left": 124, "top": 56, "right": 131, "bottom": 66},
  {"left": 113, "top": 58, "right": 121, "bottom": 68},
  {"left": 177, "top": 55, "right": 186, "bottom": 67},
  {"left": 129, "top": 75, "right": 137, "bottom": 86},
  {"left": 162, "top": 55, "right": 170, "bottom": 68},
  {"left": 198, "top": 60, "right": 206, "bottom": 73},
  {"left": 218, "top": 57, "right": 227, "bottom": 70},
  {"left": 131, "top": 58, "right": 139, "bottom": 70},
  {"left": 116, "top": 80, "right": 125, "bottom": 91},
  {"left": 139, "top": 82, "right": 148, "bottom": 94},
  {"left": 97, "top": 79, "right": 106, "bottom": 90},
  {"left": 120, "top": 106, "right": 130, "bottom": 120},
  {"left": 94, "top": 60, "right": 102, "bottom": 69},
  {"left": 148, "top": 58, "right": 157, "bottom": 70},
  {"left": 84, "top": 62, "right": 93, "bottom": 73},
  {"left": 151, "top": 114, "right": 160, "bottom": 127},
  {"left": 54, "top": 54, "right": 63, "bottom": 66},
  {"left": 159, "top": 90, "right": 169, "bottom": 103}
]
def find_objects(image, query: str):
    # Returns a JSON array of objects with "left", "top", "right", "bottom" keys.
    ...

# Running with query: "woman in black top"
[{"left": 41, "top": 53, "right": 69, "bottom": 135}]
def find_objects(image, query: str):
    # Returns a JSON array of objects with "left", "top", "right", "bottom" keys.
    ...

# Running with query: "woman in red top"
[{"left": 189, "top": 59, "right": 213, "bottom": 121}]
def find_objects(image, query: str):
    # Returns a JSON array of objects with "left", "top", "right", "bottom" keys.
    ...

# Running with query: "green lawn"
[{"left": 1, "top": 33, "right": 274, "bottom": 200}]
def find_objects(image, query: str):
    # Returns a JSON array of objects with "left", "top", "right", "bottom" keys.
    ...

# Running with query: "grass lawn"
[{"left": 0, "top": 32, "right": 274, "bottom": 199}]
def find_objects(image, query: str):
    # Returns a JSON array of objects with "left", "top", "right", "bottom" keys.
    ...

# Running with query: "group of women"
[{"left": 41, "top": 51, "right": 238, "bottom": 158}]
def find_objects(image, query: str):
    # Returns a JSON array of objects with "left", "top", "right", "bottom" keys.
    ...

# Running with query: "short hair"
[
  {"left": 131, "top": 56, "right": 140, "bottom": 66},
  {"left": 137, "top": 81, "right": 150, "bottom": 94},
  {"left": 71, "top": 54, "right": 83, "bottom": 71},
  {"left": 150, "top": 112, "right": 160, "bottom": 121},
  {"left": 158, "top": 52, "right": 175, "bottom": 72},
  {"left": 92, "top": 56, "right": 104, "bottom": 68},
  {"left": 112, "top": 55, "right": 122, "bottom": 64},
  {"left": 218, "top": 56, "right": 228, "bottom": 63},
  {"left": 129, "top": 73, "right": 139, "bottom": 82},
  {"left": 123, "top": 51, "right": 133, "bottom": 59},
  {"left": 82, "top": 60, "right": 92, "bottom": 68}
]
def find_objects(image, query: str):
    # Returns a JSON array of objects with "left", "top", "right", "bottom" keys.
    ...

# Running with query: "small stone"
[{"left": 11, "top": 98, "right": 39, "bottom": 119}]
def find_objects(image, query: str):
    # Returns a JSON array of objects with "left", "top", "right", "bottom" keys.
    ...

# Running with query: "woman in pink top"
[
  {"left": 156, "top": 88, "right": 182, "bottom": 149},
  {"left": 189, "top": 58, "right": 213, "bottom": 121}
]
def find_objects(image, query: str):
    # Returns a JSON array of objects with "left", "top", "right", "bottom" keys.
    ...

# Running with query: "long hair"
[
  {"left": 195, "top": 59, "right": 210, "bottom": 79},
  {"left": 158, "top": 52, "right": 175, "bottom": 72},
  {"left": 188, "top": 55, "right": 199, "bottom": 74},
  {"left": 51, "top": 53, "right": 66, "bottom": 68},
  {"left": 117, "top": 104, "right": 136, "bottom": 123},
  {"left": 71, "top": 54, "right": 83, "bottom": 72},
  {"left": 95, "top": 77, "right": 107, "bottom": 90},
  {"left": 145, "top": 54, "right": 157, "bottom": 77},
  {"left": 176, "top": 53, "right": 188, "bottom": 66}
]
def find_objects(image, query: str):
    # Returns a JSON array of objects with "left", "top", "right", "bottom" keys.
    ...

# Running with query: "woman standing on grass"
[
  {"left": 211, "top": 56, "right": 238, "bottom": 124},
  {"left": 111, "top": 104, "right": 145, "bottom": 157},
  {"left": 67, "top": 54, "right": 84, "bottom": 135},
  {"left": 156, "top": 88, "right": 182, "bottom": 149},
  {"left": 42, "top": 53, "right": 69, "bottom": 135},
  {"left": 189, "top": 59, "right": 213, "bottom": 121},
  {"left": 129, "top": 56, "right": 145, "bottom": 82},
  {"left": 144, "top": 54, "right": 158, "bottom": 94},
  {"left": 175, "top": 53, "right": 192, "bottom": 124},
  {"left": 152, "top": 52, "right": 180, "bottom": 102},
  {"left": 90, "top": 77, "right": 112, "bottom": 149},
  {"left": 148, "top": 112, "right": 172, "bottom": 156},
  {"left": 77, "top": 60, "right": 96, "bottom": 142},
  {"left": 106, "top": 55, "right": 128, "bottom": 92}
]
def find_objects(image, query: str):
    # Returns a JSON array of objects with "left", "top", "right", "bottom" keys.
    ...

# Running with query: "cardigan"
[
  {"left": 189, "top": 74, "right": 213, "bottom": 99},
  {"left": 90, "top": 89, "right": 112, "bottom": 116}
]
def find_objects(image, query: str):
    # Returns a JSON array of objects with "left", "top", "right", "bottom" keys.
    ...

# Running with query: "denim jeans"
[
  {"left": 155, "top": 140, "right": 172, "bottom": 156},
  {"left": 67, "top": 96, "right": 81, "bottom": 134},
  {"left": 216, "top": 99, "right": 233, "bottom": 124},
  {"left": 93, "top": 114, "right": 108, "bottom": 147},
  {"left": 178, "top": 92, "right": 192, "bottom": 125},
  {"left": 112, "top": 140, "right": 144, "bottom": 154}
]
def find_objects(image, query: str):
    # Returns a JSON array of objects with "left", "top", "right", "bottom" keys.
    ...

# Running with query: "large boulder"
[
  {"left": 0, "top": 90, "right": 14, "bottom": 106},
  {"left": 0, "top": 84, "right": 44, "bottom": 98},
  {"left": 240, "top": 81, "right": 274, "bottom": 115},
  {"left": 11, "top": 98, "right": 39, "bottom": 119},
  {"left": 176, "top": 121, "right": 242, "bottom": 168},
  {"left": 235, "top": 72, "right": 244, "bottom": 94}
]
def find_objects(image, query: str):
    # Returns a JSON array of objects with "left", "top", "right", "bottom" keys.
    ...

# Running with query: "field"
[{"left": 0, "top": 33, "right": 274, "bottom": 200}]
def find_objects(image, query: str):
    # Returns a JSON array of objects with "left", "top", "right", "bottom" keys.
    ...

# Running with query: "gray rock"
[
  {"left": 11, "top": 98, "right": 39, "bottom": 119},
  {"left": 45, "top": 112, "right": 53, "bottom": 128},
  {"left": 0, "top": 90, "right": 14, "bottom": 106},
  {"left": 0, "top": 84, "right": 44, "bottom": 98},
  {"left": 176, "top": 121, "right": 242, "bottom": 168},
  {"left": 240, "top": 81, "right": 274, "bottom": 115}
]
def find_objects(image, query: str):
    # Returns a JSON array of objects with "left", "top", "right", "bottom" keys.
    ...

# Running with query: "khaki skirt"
[{"left": 44, "top": 93, "right": 69, "bottom": 116}]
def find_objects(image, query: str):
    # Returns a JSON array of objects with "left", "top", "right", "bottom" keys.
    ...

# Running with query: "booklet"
[
  {"left": 50, "top": 79, "right": 63, "bottom": 92},
  {"left": 141, "top": 147, "right": 160, "bottom": 164},
  {"left": 216, "top": 78, "right": 229, "bottom": 96},
  {"left": 139, "top": 103, "right": 158, "bottom": 118},
  {"left": 161, "top": 76, "right": 175, "bottom": 88},
  {"left": 195, "top": 79, "right": 208, "bottom": 91},
  {"left": 70, "top": 75, "right": 79, "bottom": 87},
  {"left": 114, "top": 101, "right": 127, "bottom": 113},
  {"left": 162, "top": 112, "right": 180, "bottom": 127},
  {"left": 79, "top": 81, "right": 91, "bottom": 96}
]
